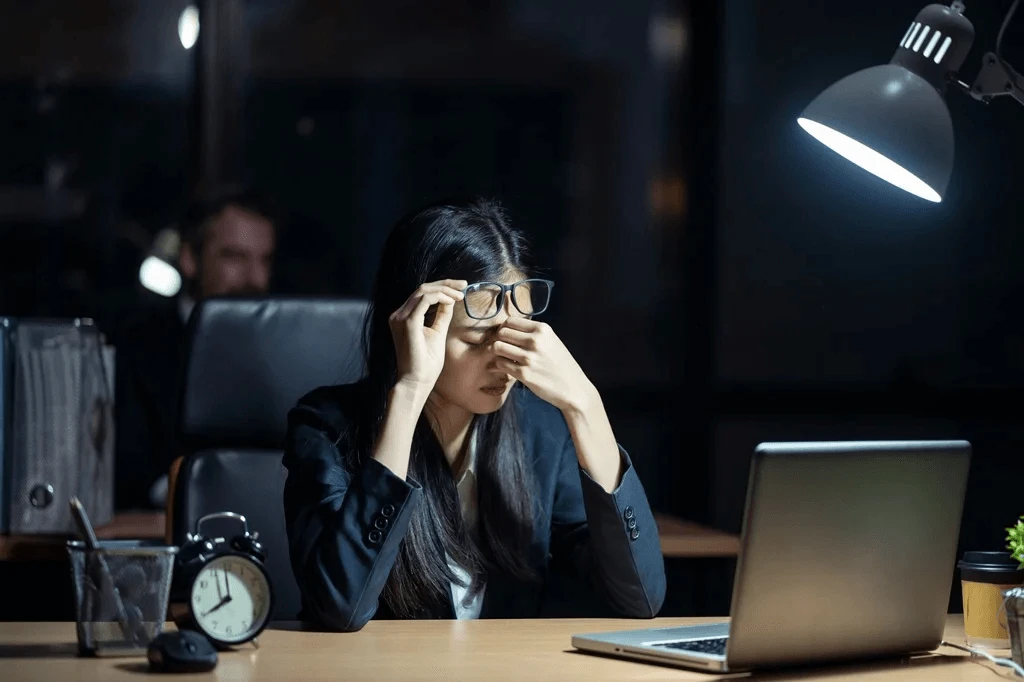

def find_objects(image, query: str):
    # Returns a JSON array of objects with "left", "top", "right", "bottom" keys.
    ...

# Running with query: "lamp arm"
[
  {"left": 949, "top": 0, "right": 1024, "bottom": 106},
  {"left": 953, "top": 52, "right": 1024, "bottom": 106}
]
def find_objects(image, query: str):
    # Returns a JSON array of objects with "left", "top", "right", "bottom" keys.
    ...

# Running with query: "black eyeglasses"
[{"left": 462, "top": 279, "right": 554, "bottom": 320}]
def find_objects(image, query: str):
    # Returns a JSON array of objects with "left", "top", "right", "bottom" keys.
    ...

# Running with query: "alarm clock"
[{"left": 170, "top": 512, "right": 274, "bottom": 649}]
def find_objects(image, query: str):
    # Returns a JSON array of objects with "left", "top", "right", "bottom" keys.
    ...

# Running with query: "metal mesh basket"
[
  {"left": 1006, "top": 587, "right": 1024, "bottom": 668},
  {"left": 68, "top": 540, "right": 178, "bottom": 656}
]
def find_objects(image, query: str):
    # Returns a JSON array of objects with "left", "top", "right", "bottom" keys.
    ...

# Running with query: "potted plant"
[{"left": 1009, "top": 517, "right": 1024, "bottom": 569}]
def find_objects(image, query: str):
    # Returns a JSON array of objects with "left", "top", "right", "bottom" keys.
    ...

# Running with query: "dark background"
[
  {"left": 1, "top": 0, "right": 1023, "bottom": 617},
  {"left": 708, "top": 1, "right": 1024, "bottom": 615}
]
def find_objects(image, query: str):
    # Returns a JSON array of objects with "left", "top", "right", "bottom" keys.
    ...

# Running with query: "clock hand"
[
  {"left": 224, "top": 568, "right": 231, "bottom": 598},
  {"left": 200, "top": 595, "right": 233, "bottom": 618}
]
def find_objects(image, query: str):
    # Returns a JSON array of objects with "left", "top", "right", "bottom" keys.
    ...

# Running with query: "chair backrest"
[
  {"left": 171, "top": 449, "right": 299, "bottom": 619},
  {"left": 179, "top": 297, "right": 369, "bottom": 448},
  {"left": 170, "top": 296, "right": 369, "bottom": 620}
]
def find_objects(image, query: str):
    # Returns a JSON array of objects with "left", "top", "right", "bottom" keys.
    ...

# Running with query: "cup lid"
[{"left": 958, "top": 551, "right": 1022, "bottom": 571}]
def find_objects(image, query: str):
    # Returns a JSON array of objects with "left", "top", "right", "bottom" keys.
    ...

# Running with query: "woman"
[{"left": 283, "top": 198, "right": 666, "bottom": 631}]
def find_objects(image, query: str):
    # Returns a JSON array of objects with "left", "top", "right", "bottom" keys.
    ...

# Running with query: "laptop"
[{"left": 572, "top": 440, "right": 972, "bottom": 673}]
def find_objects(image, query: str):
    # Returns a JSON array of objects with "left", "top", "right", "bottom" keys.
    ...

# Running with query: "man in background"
[{"left": 114, "top": 186, "right": 277, "bottom": 510}]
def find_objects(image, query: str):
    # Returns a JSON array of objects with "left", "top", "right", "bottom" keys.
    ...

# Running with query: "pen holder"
[
  {"left": 1005, "top": 588, "right": 1024, "bottom": 669},
  {"left": 67, "top": 539, "right": 178, "bottom": 656}
]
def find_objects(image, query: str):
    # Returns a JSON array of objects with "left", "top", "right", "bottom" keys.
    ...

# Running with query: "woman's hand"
[
  {"left": 389, "top": 279, "right": 466, "bottom": 394},
  {"left": 491, "top": 317, "right": 597, "bottom": 414},
  {"left": 493, "top": 316, "right": 623, "bottom": 491}
]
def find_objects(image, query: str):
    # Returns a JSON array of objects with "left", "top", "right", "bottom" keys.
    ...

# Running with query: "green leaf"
[{"left": 1006, "top": 516, "right": 1024, "bottom": 570}]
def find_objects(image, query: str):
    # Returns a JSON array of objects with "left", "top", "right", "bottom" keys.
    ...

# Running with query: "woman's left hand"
[
  {"left": 492, "top": 317, "right": 596, "bottom": 414},
  {"left": 495, "top": 316, "right": 624, "bottom": 492}
]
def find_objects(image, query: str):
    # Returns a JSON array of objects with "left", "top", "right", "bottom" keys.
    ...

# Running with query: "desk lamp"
[
  {"left": 797, "top": 0, "right": 1023, "bottom": 202},
  {"left": 139, "top": 228, "right": 183, "bottom": 297}
]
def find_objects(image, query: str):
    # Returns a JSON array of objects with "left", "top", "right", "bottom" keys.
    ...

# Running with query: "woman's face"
[{"left": 431, "top": 270, "right": 528, "bottom": 415}]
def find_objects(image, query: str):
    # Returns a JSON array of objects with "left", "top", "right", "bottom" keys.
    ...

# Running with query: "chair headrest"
[{"left": 179, "top": 296, "right": 369, "bottom": 447}]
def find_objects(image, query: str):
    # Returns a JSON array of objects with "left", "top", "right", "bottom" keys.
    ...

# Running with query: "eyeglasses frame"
[{"left": 461, "top": 278, "right": 555, "bottom": 320}]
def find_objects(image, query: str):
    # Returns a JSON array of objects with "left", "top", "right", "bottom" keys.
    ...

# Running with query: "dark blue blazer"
[{"left": 282, "top": 381, "right": 666, "bottom": 631}]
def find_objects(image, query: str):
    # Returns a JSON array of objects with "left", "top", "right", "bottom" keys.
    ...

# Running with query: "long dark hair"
[{"left": 346, "top": 197, "right": 538, "bottom": 618}]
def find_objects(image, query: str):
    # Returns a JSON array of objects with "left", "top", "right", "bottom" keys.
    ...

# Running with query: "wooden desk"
[
  {"left": 0, "top": 615, "right": 1002, "bottom": 681},
  {"left": 0, "top": 511, "right": 738, "bottom": 561}
]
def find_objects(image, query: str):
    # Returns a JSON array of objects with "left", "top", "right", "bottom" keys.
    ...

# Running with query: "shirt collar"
[{"left": 178, "top": 294, "right": 196, "bottom": 325}]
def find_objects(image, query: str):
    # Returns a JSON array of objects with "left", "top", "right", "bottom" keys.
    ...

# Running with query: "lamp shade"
[
  {"left": 798, "top": 64, "right": 953, "bottom": 202},
  {"left": 798, "top": 2, "right": 975, "bottom": 203}
]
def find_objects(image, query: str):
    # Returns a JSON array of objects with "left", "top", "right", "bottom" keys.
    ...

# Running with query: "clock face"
[{"left": 190, "top": 554, "right": 272, "bottom": 645}]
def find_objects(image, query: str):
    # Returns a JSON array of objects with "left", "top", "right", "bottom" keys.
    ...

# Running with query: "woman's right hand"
[{"left": 388, "top": 279, "right": 467, "bottom": 394}]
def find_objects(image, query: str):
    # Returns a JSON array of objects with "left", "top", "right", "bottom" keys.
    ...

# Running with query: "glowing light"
[
  {"left": 797, "top": 117, "right": 941, "bottom": 202},
  {"left": 178, "top": 5, "right": 200, "bottom": 50},
  {"left": 139, "top": 256, "right": 182, "bottom": 297}
]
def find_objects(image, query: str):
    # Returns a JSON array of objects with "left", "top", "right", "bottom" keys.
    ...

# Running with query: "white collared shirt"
[
  {"left": 178, "top": 294, "right": 196, "bottom": 325},
  {"left": 448, "top": 422, "right": 484, "bottom": 619}
]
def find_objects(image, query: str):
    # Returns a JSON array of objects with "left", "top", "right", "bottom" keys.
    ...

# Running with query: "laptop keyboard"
[{"left": 651, "top": 637, "right": 728, "bottom": 656}]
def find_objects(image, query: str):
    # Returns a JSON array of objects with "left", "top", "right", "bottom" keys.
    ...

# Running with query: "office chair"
[{"left": 167, "top": 296, "right": 369, "bottom": 620}]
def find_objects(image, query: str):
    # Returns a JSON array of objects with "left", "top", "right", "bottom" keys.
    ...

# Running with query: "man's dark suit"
[
  {"left": 113, "top": 301, "right": 189, "bottom": 510},
  {"left": 282, "top": 381, "right": 667, "bottom": 632}
]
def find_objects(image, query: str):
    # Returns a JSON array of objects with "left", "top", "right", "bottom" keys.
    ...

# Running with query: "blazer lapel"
[{"left": 442, "top": 584, "right": 456, "bottom": 619}]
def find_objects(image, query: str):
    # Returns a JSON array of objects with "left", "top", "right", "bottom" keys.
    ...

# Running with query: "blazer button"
[
  {"left": 623, "top": 506, "right": 634, "bottom": 520},
  {"left": 368, "top": 529, "right": 383, "bottom": 544},
  {"left": 374, "top": 516, "right": 389, "bottom": 530},
  {"left": 627, "top": 517, "right": 637, "bottom": 530},
  {"left": 630, "top": 527, "right": 640, "bottom": 541},
  {"left": 381, "top": 504, "right": 396, "bottom": 518}
]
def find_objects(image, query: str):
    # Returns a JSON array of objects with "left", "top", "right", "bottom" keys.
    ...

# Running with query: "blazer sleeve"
[
  {"left": 549, "top": 436, "right": 666, "bottom": 618},
  {"left": 282, "top": 398, "right": 422, "bottom": 631}
]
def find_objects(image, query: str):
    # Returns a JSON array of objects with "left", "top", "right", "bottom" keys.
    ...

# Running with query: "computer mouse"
[{"left": 147, "top": 629, "right": 218, "bottom": 673}]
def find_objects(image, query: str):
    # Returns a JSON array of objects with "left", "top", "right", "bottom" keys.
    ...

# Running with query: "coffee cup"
[{"left": 959, "top": 551, "right": 1024, "bottom": 649}]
